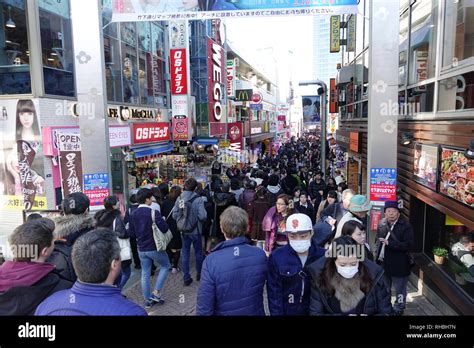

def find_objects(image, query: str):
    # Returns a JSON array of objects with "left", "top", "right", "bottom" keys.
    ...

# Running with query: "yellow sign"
[
  {"left": 330, "top": 15, "right": 341, "bottom": 53},
  {"left": 1, "top": 195, "right": 48, "bottom": 211},
  {"left": 347, "top": 15, "right": 355, "bottom": 52},
  {"left": 445, "top": 215, "right": 463, "bottom": 226},
  {"left": 219, "top": 140, "right": 230, "bottom": 148}
]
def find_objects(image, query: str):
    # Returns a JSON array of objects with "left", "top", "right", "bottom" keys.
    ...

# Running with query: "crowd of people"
[{"left": 0, "top": 137, "right": 416, "bottom": 316}]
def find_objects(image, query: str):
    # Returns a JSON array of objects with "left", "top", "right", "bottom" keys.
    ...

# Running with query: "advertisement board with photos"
[
  {"left": 413, "top": 143, "right": 438, "bottom": 191},
  {"left": 440, "top": 146, "right": 474, "bottom": 208}
]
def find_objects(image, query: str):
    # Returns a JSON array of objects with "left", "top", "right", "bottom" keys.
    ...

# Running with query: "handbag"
[
  {"left": 113, "top": 219, "right": 132, "bottom": 261},
  {"left": 151, "top": 210, "right": 173, "bottom": 252}
]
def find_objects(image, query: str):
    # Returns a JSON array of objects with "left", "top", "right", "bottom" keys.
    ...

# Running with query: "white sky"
[{"left": 225, "top": 16, "right": 314, "bottom": 102}]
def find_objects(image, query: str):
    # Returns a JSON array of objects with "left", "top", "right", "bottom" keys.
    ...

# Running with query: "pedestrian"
[
  {"left": 295, "top": 191, "right": 316, "bottom": 225},
  {"left": 213, "top": 182, "right": 239, "bottom": 243},
  {"left": 94, "top": 195, "right": 132, "bottom": 289},
  {"left": 307, "top": 236, "right": 392, "bottom": 315},
  {"left": 266, "top": 174, "right": 284, "bottom": 207},
  {"left": 326, "top": 177, "right": 338, "bottom": 193},
  {"left": 161, "top": 186, "right": 182, "bottom": 274},
  {"left": 249, "top": 185, "right": 271, "bottom": 246},
  {"left": 48, "top": 192, "right": 95, "bottom": 282},
  {"left": 0, "top": 219, "right": 72, "bottom": 315},
  {"left": 376, "top": 200, "right": 414, "bottom": 315},
  {"left": 239, "top": 179, "right": 256, "bottom": 214},
  {"left": 267, "top": 213, "right": 325, "bottom": 315},
  {"left": 262, "top": 194, "right": 295, "bottom": 254},
  {"left": 230, "top": 178, "right": 244, "bottom": 202},
  {"left": 35, "top": 229, "right": 147, "bottom": 316},
  {"left": 124, "top": 193, "right": 141, "bottom": 269},
  {"left": 341, "top": 220, "right": 373, "bottom": 261},
  {"left": 309, "top": 172, "right": 326, "bottom": 208},
  {"left": 172, "top": 178, "right": 207, "bottom": 286},
  {"left": 196, "top": 207, "right": 267, "bottom": 315},
  {"left": 335, "top": 194, "right": 372, "bottom": 239},
  {"left": 128, "top": 188, "right": 171, "bottom": 309},
  {"left": 316, "top": 190, "right": 338, "bottom": 222},
  {"left": 292, "top": 186, "right": 301, "bottom": 204}
]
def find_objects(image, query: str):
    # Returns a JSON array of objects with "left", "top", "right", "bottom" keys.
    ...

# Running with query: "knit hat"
[
  {"left": 286, "top": 213, "right": 313, "bottom": 233},
  {"left": 384, "top": 200, "right": 400, "bottom": 212},
  {"left": 348, "top": 195, "right": 372, "bottom": 213},
  {"left": 268, "top": 174, "right": 279, "bottom": 186}
]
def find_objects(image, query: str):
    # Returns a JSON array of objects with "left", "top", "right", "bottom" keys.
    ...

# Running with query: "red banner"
[
  {"left": 85, "top": 189, "right": 110, "bottom": 206},
  {"left": 207, "top": 38, "right": 225, "bottom": 124},
  {"left": 132, "top": 122, "right": 170, "bottom": 145},
  {"left": 228, "top": 122, "right": 243, "bottom": 152},
  {"left": 172, "top": 116, "right": 189, "bottom": 140},
  {"left": 330, "top": 78, "right": 338, "bottom": 114},
  {"left": 370, "top": 210, "right": 382, "bottom": 231},
  {"left": 369, "top": 184, "right": 397, "bottom": 202},
  {"left": 170, "top": 48, "right": 187, "bottom": 95}
]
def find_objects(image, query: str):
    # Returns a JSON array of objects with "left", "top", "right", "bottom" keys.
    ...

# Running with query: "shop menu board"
[
  {"left": 440, "top": 147, "right": 474, "bottom": 208},
  {"left": 413, "top": 143, "right": 438, "bottom": 190}
]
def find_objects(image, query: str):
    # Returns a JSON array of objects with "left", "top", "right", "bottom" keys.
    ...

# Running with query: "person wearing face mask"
[
  {"left": 267, "top": 214, "right": 325, "bottom": 316},
  {"left": 307, "top": 236, "right": 392, "bottom": 316}
]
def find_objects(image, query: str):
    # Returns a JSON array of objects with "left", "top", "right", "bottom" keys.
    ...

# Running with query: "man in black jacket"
[
  {"left": 0, "top": 219, "right": 72, "bottom": 315},
  {"left": 309, "top": 172, "right": 326, "bottom": 208}
]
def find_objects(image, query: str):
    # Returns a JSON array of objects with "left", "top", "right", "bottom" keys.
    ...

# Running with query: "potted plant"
[{"left": 432, "top": 247, "right": 448, "bottom": 265}]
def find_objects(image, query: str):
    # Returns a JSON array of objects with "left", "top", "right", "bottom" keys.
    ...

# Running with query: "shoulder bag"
[{"left": 151, "top": 210, "right": 173, "bottom": 252}]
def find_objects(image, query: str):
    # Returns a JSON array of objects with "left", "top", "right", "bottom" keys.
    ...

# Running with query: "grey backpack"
[{"left": 175, "top": 195, "right": 199, "bottom": 234}]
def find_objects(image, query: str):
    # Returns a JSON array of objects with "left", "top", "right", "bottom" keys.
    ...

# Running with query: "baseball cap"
[{"left": 286, "top": 213, "right": 313, "bottom": 233}]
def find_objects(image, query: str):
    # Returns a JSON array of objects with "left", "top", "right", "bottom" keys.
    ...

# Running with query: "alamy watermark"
[
  {"left": 325, "top": 243, "right": 366, "bottom": 261},
  {"left": 0, "top": 243, "right": 39, "bottom": 261}
]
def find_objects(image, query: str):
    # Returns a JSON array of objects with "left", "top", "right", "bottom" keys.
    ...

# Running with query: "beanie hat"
[{"left": 384, "top": 200, "right": 400, "bottom": 212}]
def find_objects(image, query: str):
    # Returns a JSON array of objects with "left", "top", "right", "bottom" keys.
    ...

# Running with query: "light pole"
[{"left": 299, "top": 80, "right": 328, "bottom": 179}]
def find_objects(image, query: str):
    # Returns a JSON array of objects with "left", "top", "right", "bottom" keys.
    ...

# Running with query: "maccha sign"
[
  {"left": 170, "top": 48, "right": 188, "bottom": 95},
  {"left": 132, "top": 122, "right": 170, "bottom": 145}
]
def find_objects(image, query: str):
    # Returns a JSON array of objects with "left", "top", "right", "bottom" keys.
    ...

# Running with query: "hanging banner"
[
  {"left": 170, "top": 48, "right": 188, "bottom": 95},
  {"left": 330, "top": 78, "right": 338, "bottom": 114},
  {"left": 111, "top": 0, "right": 358, "bottom": 21},
  {"left": 347, "top": 15, "right": 356, "bottom": 52},
  {"left": 208, "top": 38, "right": 226, "bottom": 135},
  {"left": 58, "top": 133, "right": 83, "bottom": 198},
  {"left": 228, "top": 122, "right": 243, "bottom": 153},
  {"left": 227, "top": 59, "right": 236, "bottom": 98},
  {"left": 330, "top": 15, "right": 341, "bottom": 53},
  {"left": 328, "top": 114, "right": 339, "bottom": 134},
  {"left": 172, "top": 116, "right": 189, "bottom": 140}
]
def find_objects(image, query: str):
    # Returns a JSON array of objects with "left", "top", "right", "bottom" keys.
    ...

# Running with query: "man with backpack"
[{"left": 172, "top": 178, "right": 207, "bottom": 286}]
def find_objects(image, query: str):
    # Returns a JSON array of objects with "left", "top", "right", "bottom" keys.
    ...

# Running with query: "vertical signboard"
[
  {"left": 347, "top": 15, "right": 356, "bottom": 52},
  {"left": 369, "top": 168, "right": 397, "bottom": 202},
  {"left": 58, "top": 133, "right": 83, "bottom": 198},
  {"left": 208, "top": 38, "right": 226, "bottom": 135},
  {"left": 228, "top": 122, "right": 243, "bottom": 153},
  {"left": 172, "top": 95, "right": 189, "bottom": 141},
  {"left": 330, "top": 78, "right": 338, "bottom": 114},
  {"left": 330, "top": 15, "right": 341, "bottom": 53},
  {"left": 227, "top": 59, "right": 236, "bottom": 98},
  {"left": 170, "top": 48, "right": 188, "bottom": 95}
]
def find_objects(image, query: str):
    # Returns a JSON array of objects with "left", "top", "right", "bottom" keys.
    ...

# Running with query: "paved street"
[{"left": 123, "top": 250, "right": 443, "bottom": 316}]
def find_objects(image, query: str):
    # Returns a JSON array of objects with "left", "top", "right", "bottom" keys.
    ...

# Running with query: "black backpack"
[{"left": 175, "top": 195, "right": 199, "bottom": 234}]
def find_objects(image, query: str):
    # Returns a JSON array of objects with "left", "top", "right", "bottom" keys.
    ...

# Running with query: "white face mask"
[
  {"left": 336, "top": 264, "right": 359, "bottom": 279},
  {"left": 289, "top": 239, "right": 311, "bottom": 254}
]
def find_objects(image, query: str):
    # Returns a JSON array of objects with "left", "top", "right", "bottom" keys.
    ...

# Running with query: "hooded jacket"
[
  {"left": 213, "top": 192, "right": 238, "bottom": 239},
  {"left": 238, "top": 188, "right": 255, "bottom": 213},
  {"left": 0, "top": 261, "right": 72, "bottom": 315},
  {"left": 47, "top": 214, "right": 95, "bottom": 282},
  {"left": 307, "top": 257, "right": 392, "bottom": 316}
]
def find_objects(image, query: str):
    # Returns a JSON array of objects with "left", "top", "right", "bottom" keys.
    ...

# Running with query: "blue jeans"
[
  {"left": 139, "top": 250, "right": 171, "bottom": 300},
  {"left": 181, "top": 233, "right": 204, "bottom": 282},
  {"left": 118, "top": 264, "right": 131, "bottom": 289}
]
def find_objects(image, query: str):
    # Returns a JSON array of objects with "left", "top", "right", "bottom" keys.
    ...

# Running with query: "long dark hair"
[
  {"left": 276, "top": 194, "right": 295, "bottom": 216},
  {"left": 324, "top": 190, "right": 338, "bottom": 209},
  {"left": 318, "top": 236, "right": 373, "bottom": 296},
  {"left": 16, "top": 99, "right": 40, "bottom": 140}
]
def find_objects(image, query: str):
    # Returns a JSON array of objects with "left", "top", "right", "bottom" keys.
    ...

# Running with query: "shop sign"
[
  {"left": 172, "top": 116, "right": 189, "bottom": 140},
  {"left": 227, "top": 59, "right": 236, "bottom": 98},
  {"left": 168, "top": 20, "right": 187, "bottom": 49},
  {"left": 108, "top": 105, "right": 163, "bottom": 121},
  {"left": 250, "top": 103, "right": 263, "bottom": 111},
  {"left": 329, "top": 78, "right": 338, "bottom": 114},
  {"left": 109, "top": 126, "right": 131, "bottom": 148},
  {"left": 370, "top": 209, "right": 382, "bottom": 231},
  {"left": 58, "top": 133, "right": 83, "bottom": 198},
  {"left": 251, "top": 127, "right": 262, "bottom": 135},
  {"left": 170, "top": 48, "right": 188, "bottom": 95},
  {"left": 219, "top": 140, "right": 230, "bottom": 148},
  {"left": 235, "top": 89, "right": 252, "bottom": 102},
  {"left": 209, "top": 122, "right": 226, "bottom": 136},
  {"left": 413, "top": 143, "right": 438, "bottom": 191},
  {"left": 228, "top": 122, "right": 243, "bottom": 153},
  {"left": 208, "top": 38, "right": 225, "bottom": 123},
  {"left": 347, "top": 15, "right": 355, "bottom": 52},
  {"left": 252, "top": 92, "right": 263, "bottom": 104},
  {"left": 330, "top": 15, "right": 340, "bottom": 53},
  {"left": 336, "top": 129, "right": 350, "bottom": 150},
  {"left": 83, "top": 173, "right": 110, "bottom": 207},
  {"left": 132, "top": 122, "right": 170, "bottom": 145},
  {"left": 369, "top": 168, "right": 397, "bottom": 202},
  {"left": 349, "top": 132, "right": 359, "bottom": 152},
  {"left": 328, "top": 114, "right": 339, "bottom": 134}
]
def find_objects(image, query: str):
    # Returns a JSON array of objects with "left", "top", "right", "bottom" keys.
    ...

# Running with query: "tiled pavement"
[{"left": 123, "top": 250, "right": 443, "bottom": 316}]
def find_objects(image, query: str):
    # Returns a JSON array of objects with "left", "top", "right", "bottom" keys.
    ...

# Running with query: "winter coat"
[
  {"left": 196, "top": 236, "right": 267, "bottom": 316},
  {"left": 128, "top": 205, "right": 169, "bottom": 252},
  {"left": 267, "top": 244, "right": 325, "bottom": 316},
  {"left": 296, "top": 202, "right": 316, "bottom": 225},
  {"left": 48, "top": 214, "right": 95, "bottom": 282},
  {"left": 281, "top": 175, "right": 298, "bottom": 195},
  {"left": 172, "top": 191, "right": 207, "bottom": 236},
  {"left": 266, "top": 185, "right": 284, "bottom": 207},
  {"left": 376, "top": 217, "right": 414, "bottom": 277},
  {"left": 161, "top": 198, "right": 182, "bottom": 250},
  {"left": 230, "top": 188, "right": 244, "bottom": 202},
  {"left": 35, "top": 281, "right": 147, "bottom": 316},
  {"left": 321, "top": 202, "right": 346, "bottom": 224},
  {"left": 307, "top": 257, "right": 392, "bottom": 315},
  {"left": 239, "top": 188, "right": 256, "bottom": 213},
  {"left": 249, "top": 196, "right": 271, "bottom": 241},
  {"left": 262, "top": 206, "right": 286, "bottom": 253},
  {"left": 213, "top": 192, "right": 238, "bottom": 241},
  {"left": 335, "top": 211, "right": 363, "bottom": 239},
  {"left": 309, "top": 180, "right": 326, "bottom": 205},
  {"left": 0, "top": 261, "right": 72, "bottom": 315}
]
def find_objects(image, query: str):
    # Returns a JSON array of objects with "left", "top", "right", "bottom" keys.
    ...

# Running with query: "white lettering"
[{"left": 18, "top": 323, "right": 56, "bottom": 342}]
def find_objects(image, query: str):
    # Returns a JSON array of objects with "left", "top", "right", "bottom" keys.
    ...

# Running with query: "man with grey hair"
[
  {"left": 35, "top": 229, "right": 146, "bottom": 316},
  {"left": 197, "top": 206, "right": 267, "bottom": 315}
]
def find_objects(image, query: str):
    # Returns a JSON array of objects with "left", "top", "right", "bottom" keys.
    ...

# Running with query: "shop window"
[
  {"left": 0, "top": 0, "right": 31, "bottom": 94},
  {"left": 138, "top": 49, "right": 153, "bottom": 105},
  {"left": 399, "top": 9, "right": 409, "bottom": 87},
  {"left": 424, "top": 205, "right": 474, "bottom": 299},
  {"left": 121, "top": 43, "right": 138, "bottom": 104},
  {"left": 408, "top": 0, "right": 438, "bottom": 85},
  {"left": 101, "top": 0, "right": 117, "bottom": 39},
  {"left": 407, "top": 82, "right": 434, "bottom": 115},
  {"left": 443, "top": 0, "right": 474, "bottom": 68},
  {"left": 438, "top": 71, "right": 474, "bottom": 112},
  {"left": 104, "top": 36, "right": 122, "bottom": 103},
  {"left": 151, "top": 23, "right": 165, "bottom": 59},
  {"left": 39, "top": 0, "right": 75, "bottom": 97}
]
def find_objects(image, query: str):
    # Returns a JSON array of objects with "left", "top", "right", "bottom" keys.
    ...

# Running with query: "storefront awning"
[
  {"left": 245, "top": 132, "right": 274, "bottom": 144},
  {"left": 132, "top": 142, "right": 173, "bottom": 158},
  {"left": 195, "top": 138, "right": 219, "bottom": 145}
]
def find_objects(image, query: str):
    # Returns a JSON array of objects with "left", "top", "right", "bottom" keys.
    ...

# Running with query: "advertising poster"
[
  {"left": 369, "top": 168, "right": 397, "bottom": 202},
  {"left": 58, "top": 133, "right": 83, "bottom": 198},
  {"left": 112, "top": 0, "right": 358, "bottom": 21},
  {"left": 440, "top": 147, "right": 474, "bottom": 208},
  {"left": 0, "top": 99, "right": 46, "bottom": 211},
  {"left": 83, "top": 173, "right": 110, "bottom": 207},
  {"left": 302, "top": 95, "right": 320, "bottom": 124},
  {"left": 413, "top": 143, "right": 438, "bottom": 190}
]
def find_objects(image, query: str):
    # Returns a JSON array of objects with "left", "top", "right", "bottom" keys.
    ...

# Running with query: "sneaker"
[
  {"left": 184, "top": 278, "right": 193, "bottom": 286},
  {"left": 150, "top": 294, "right": 165, "bottom": 305},
  {"left": 171, "top": 268, "right": 178, "bottom": 274},
  {"left": 144, "top": 299, "right": 154, "bottom": 309}
]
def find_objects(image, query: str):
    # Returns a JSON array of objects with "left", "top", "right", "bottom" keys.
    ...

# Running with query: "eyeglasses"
[{"left": 276, "top": 202, "right": 287, "bottom": 206}]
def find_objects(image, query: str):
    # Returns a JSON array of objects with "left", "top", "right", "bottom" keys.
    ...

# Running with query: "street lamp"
[{"left": 299, "top": 80, "right": 328, "bottom": 179}]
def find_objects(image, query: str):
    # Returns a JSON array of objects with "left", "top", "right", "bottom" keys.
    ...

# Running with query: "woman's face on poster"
[
  {"left": 19, "top": 111, "right": 34, "bottom": 129},
  {"left": 182, "top": 0, "right": 199, "bottom": 9}
]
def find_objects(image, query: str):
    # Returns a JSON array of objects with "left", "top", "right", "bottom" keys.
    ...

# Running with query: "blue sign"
[
  {"left": 250, "top": 104, "right": 263, "bottom": 111},
  {"left": 83, "top": 173, "right": 109, "bottom": 191},
  {"left": 370, "top": 168, "right": 397, "bottom": 185}
]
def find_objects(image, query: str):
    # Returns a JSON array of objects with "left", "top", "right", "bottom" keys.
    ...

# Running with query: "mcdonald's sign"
[{"left": 235, "top": 89, "right": 252, "bottom": 102}]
